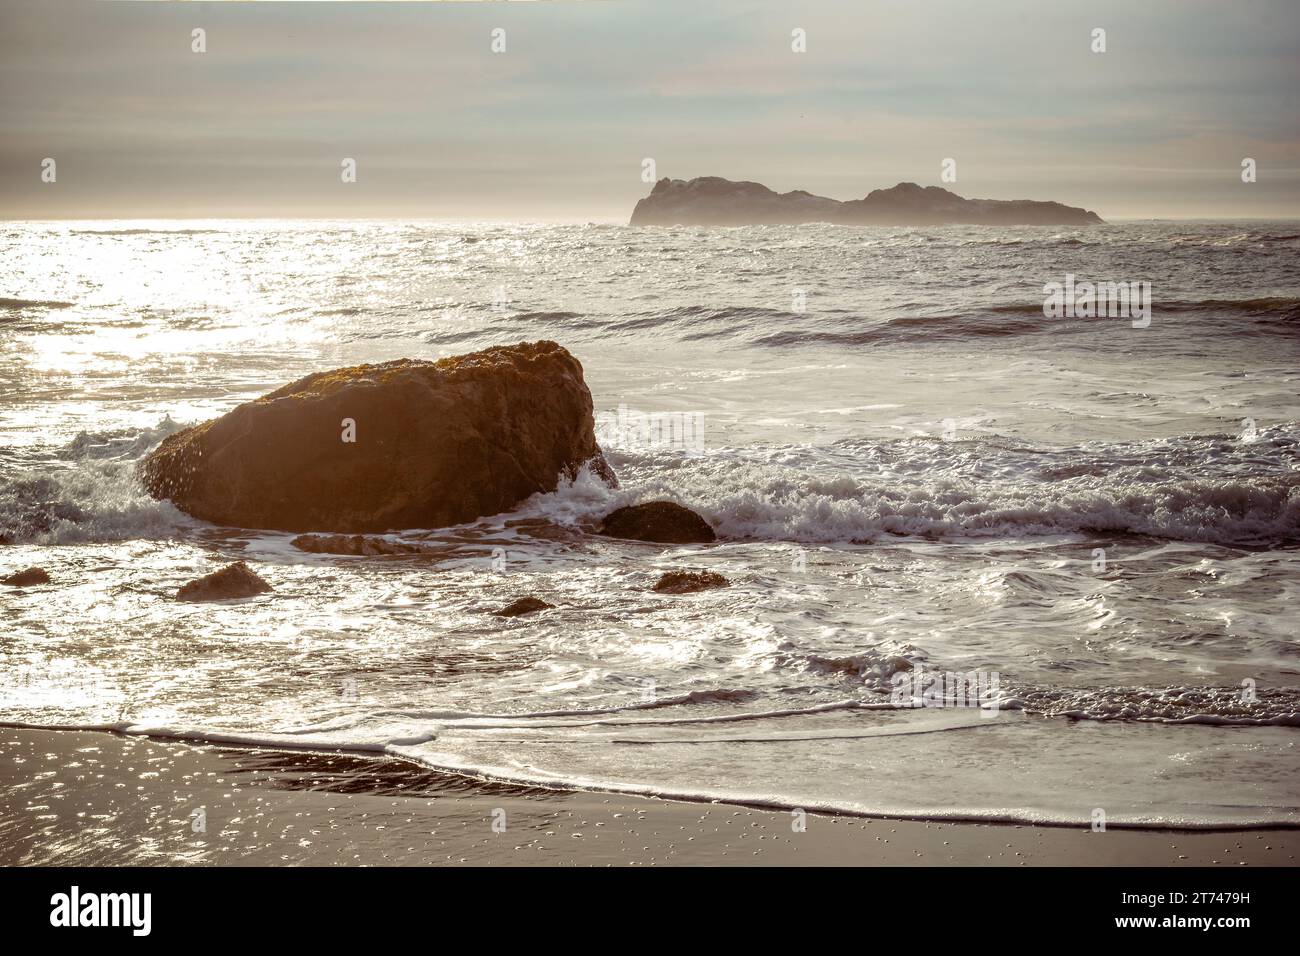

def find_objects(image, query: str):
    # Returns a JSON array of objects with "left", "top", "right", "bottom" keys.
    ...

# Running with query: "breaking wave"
[
  {"left": 0, "top": 419, "right": 191, "bottom": 544},
  {"left": 529, "top": 428, "right": 1300, "bottom": 548}
]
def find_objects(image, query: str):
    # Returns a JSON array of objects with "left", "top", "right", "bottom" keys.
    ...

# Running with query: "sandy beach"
[{"left": 1, "top": 727, "right": 1292, "bottom": 867}]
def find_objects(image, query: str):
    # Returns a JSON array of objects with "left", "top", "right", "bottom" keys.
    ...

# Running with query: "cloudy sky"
[{"left": 1, "top": 0, "right": 1297, "bottom": 221}]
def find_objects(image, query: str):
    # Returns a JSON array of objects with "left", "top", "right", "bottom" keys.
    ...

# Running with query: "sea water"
[{"left": 2, "top": 219, "right": 1297, "bottom": 828}]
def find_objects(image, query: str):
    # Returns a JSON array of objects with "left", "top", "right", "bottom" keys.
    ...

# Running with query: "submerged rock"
[
  {"left": 597, "top": 501, "right": 716, "bottom": 544},
  {"left": 884, "top": 655, "right": 914, "bottom": 674},
  {"left": 652, "top": 569, "right": 729, "bottom": 594},
  {"left": 141, "top": 341, "right": 612, "bottom": 533},
  {"left": 177, "top": 561, "right": 272, "bottom": 602},
  {"left": 630, "top": 176, "right": 1103, "bottom": 227},
  {"left": 290, "top": 534, "right": 427, "bottom": 556},
  {"left": 493, "top": 596, "right": 555, "bottom": 617},
  {"left": 2, "top": 566, "right": 51, "bottom": 587}
]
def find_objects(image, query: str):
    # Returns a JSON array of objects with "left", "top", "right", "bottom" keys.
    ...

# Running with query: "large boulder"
[{"left": 141, "top": 341, "right": 611, "bottom": 533}]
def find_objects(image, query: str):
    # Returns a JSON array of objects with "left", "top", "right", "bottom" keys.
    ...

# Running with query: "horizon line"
[{"left": 5, "top": 214, "right": 1300, "bottom": 225}]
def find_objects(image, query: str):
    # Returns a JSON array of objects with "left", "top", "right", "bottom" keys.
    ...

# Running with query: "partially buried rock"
[
  {"left": 2, "top": 567, "right": 51, "bottom": 587},
  {"left": 291, "top": 534, "right": 426, "bottom": 556},
  {"left": 493, "top": 596, "right": 554, "bottom": 617},
  {"left": 177, "top": 561, "right": 272, "bottom": 602},
  {"left": 141, "top": 341, "right": 614, "bottom": 533},
  {"left": 597, "top": 501, "right": 715, "bottom": 544},
  {"left": 652, "top": 569, "right": 729, "bottom": 594}
]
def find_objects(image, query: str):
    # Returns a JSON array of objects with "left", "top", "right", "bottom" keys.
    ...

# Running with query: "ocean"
[{"left": 2, "top": 219, "right": 1298, "bottom": 831}]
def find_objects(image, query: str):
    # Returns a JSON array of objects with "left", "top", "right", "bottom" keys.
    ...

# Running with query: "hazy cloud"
[{"left": 1, "top": 0, "right": 1297, "bottom": 220}]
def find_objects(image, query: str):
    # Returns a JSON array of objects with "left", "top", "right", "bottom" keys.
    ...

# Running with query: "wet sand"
[{"left": 0, "top": 727, "right": 1293, "bottom": 866}]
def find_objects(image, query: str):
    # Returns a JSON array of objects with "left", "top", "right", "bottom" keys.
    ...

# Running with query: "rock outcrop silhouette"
[{"left": 630, "top": 177, "right": 1103, "bottom": 226}]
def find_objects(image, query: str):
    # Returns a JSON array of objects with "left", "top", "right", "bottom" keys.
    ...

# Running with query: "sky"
[{"left": 1, "top": 0, "right": 1297, "bottom": 221}]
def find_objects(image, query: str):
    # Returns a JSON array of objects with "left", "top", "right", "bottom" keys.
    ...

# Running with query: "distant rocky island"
[{"left": 630, "top": 177, "right": 1103, "bottom": 226}]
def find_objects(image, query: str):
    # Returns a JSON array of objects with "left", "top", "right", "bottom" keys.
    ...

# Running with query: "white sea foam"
[
  {"left": 5, "top": 713, "right": 1295, "bottom": 829},
  {"left": 0, "top": 417, "right": 194, "bottom": 543},
  {"left": 521, "top": 428, "right": 1300, "bottom": 547}
]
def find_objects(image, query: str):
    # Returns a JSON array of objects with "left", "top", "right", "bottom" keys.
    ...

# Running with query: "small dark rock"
[
  {"left": 177, "top": 561, "right": 272, "bottom": 602},
  {"left": 493, "top": 596, "right": 555, "bottom": 617},
  {"left": 2, "top": 567, "right": 51, "bottom": 587},
  {"left": 652, "top": 569, "right": 730, "bottom": 594},
  {"left": 597, "top": 501, "right": 715, "bottom": 544},
  {"left": 291, "top": 534, "right": 426, "bottom": 556}
]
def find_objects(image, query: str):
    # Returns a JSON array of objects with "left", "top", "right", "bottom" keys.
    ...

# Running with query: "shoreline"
[{"left": 2, "top": 727, "right": 1293, "bottom": 866}]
